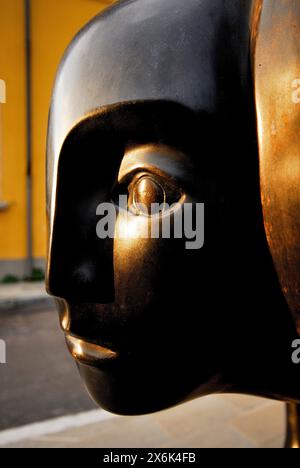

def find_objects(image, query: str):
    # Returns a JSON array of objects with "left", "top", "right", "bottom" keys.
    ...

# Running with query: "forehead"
[{"left": 48, "top": 0, "right": 254, "bottom": 162}]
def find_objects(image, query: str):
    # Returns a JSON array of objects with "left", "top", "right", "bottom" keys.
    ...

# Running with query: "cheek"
[
  {"left": 113, "top": 211, "right": 162, "bottom": 306},
  {"left": 113, "top": 208, "right": 189, "bottom": 307},
  {"left": 112, "top": 209, "right": 207, "bottom": 354}
]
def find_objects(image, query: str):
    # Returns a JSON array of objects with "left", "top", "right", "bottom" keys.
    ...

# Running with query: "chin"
[
  {"left": 63, "top": 323, "right": 221, "bottom": 415},
  {"left": 75, "top": 346, "right": 217, "bottom": 416},
  {"left": 77, "top": 362, "right": 188, "bottom": 415}
]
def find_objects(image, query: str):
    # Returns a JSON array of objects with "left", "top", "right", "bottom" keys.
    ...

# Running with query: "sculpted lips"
[{"left": 65, "top": 334, "right": 118, "bottom": 366}]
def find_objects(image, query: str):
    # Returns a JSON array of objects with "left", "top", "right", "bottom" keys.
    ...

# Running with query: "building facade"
[{"left": 0, "top": 0, "right": 115, "bottom": 280}]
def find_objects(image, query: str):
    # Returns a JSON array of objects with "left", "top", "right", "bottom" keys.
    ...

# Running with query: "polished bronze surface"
[
  {"left": 285, "top": 403, "right": 300, "bottom": 449},
  {"left": 46, "top": 0, "right": 300, "bottom": 446},
  {"left": 254, "top": 1, "right": 300, "bottom": 333},
  {"left": 65, "top": 334, "right": 118, "bottom": 367}
]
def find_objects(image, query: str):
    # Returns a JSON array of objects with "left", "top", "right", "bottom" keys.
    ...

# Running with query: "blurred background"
[
  {"left": 0, "top": 0, "right": 114, "bottom": 282},
  {"left": 0, "top": 0, "right": 286, "bottom": 448}
]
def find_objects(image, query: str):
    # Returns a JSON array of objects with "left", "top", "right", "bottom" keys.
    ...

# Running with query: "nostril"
[
  {"left": 48, "top": 254, "right": 115, "bottom": 303},
  {"left": 62, "top": 260, "right": 115, "bottom": 303},
  {"left": 72, "top": 261, "right": 97, "bottom": 285}
]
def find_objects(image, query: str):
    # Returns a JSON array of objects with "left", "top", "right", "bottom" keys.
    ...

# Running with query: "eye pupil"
[{"left": 133, "top": 176, "right": 165, "bottom": 215}]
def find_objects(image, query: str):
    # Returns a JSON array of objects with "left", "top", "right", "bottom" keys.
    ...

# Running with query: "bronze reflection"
[{"left": 46, "top": 0, "right": 300, "bottom": 446}]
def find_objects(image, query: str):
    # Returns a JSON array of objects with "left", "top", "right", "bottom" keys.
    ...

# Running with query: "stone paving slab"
[
  {"left": 1, "top": 395, "right": 286, "bottom": 449},
  {"left": 0, "top": 282, "right": 53, "bottom": 310}
]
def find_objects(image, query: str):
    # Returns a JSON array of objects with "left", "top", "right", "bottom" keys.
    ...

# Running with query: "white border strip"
[
  {"left": 0, "top": 409, "right": 116, "bottom": 447},
  {"left": 0, "top": 79, "right": 6, "bottom": 103}
]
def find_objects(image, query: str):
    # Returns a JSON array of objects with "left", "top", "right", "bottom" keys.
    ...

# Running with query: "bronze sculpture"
[{"left": 46, "top": 0, "right": 300, "bottom": 447}]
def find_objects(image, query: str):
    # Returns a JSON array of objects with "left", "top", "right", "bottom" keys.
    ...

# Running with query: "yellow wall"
[
  {"left": 31, "top": 0, "right": 115, "bottom": 259},
  {"left": 0, "top": 0, "right": 27, "bottom": 259},
  {"left": 0, "top": 0, "right": 115, "bottom": 265}
]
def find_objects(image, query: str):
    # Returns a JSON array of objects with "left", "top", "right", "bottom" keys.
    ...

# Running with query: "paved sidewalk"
[
  {"left": 0, "top": 281, "right": 53, "bottom": 310},
  {"left": 0, "top": 395, "right": 286, "bottom": 448}
]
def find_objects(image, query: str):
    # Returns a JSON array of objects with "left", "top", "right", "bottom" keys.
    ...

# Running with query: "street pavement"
[
  {"left": 0, "top": 303, "right": 96, "bottom": 430},
  {"left": 0, "top": 282, "right": 52, "bottom": 310}
]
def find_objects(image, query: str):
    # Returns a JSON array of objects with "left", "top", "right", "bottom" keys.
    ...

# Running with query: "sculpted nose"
[
  {"left": 46, "top": 121, "right": 124, "bottom": 304},
  {"left": 47, "top": 218, "right": 115, "bottom": 303}
]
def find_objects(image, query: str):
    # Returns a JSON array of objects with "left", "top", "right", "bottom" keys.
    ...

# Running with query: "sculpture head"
[{"left": 46, "top": 0, "right": 300, "bottom": 415}]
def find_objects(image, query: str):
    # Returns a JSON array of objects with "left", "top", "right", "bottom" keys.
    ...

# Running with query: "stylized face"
[
  {"left": 46, "top": 0, "right": 272, "bottom": 414},
  {"left": 49, "top": 100, "right": 226, "bottom": 414}
]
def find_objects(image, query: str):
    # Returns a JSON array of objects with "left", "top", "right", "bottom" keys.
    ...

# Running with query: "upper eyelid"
[
  {"left": 118, "top": 165, "right": 180, "bottom": 188},
  {"left": 118, "top": 144, "right": 194, "bottom": 186}
]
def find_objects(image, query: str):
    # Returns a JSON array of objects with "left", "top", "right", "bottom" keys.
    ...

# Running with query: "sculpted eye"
[
  {"left": 131, "top": 176, "right": 165, "bottom": 215},
  {"left": 128, "top": 174, "right": 182, "bottom": 216}
]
